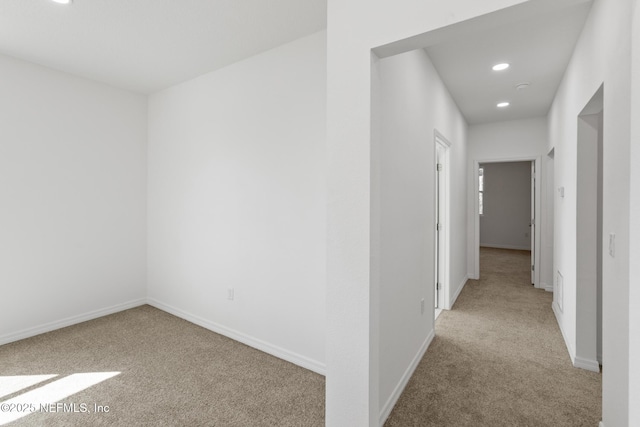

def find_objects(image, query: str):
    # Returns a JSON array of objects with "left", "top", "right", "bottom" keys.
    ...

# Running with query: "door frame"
[
  {"left": 434, "top": 130, "right": 451, "bottom": 309},
  {"left": 574, "top": 85, "right": 604, "bottom": 371},
  {"left": 471, "top": 156, "right": 542, "bottom": 288}
]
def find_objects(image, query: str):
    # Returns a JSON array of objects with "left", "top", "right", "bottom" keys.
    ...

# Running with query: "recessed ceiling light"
[
  {"left": 51, "top": 0, "right": 72, "bottom": 4},
  {"left": 492, "top": 63, "right": 510, "bottom": 71},
  {"left": 497, "top": 102, "right": 510, "bottom": 108}
]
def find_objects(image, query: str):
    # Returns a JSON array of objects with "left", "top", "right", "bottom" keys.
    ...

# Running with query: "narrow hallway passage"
[{"left": 385, "top": 248, "right": 601, "bottom": 426}]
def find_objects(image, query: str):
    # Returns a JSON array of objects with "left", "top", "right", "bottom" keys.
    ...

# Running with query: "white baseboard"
[
  {"left": 480, "top": 243, "right": 531, "bottom": 251},
  {"left": 147, "top": 298, "right": 326, "bottom": 376},
  {"left": 552, "top": 303, "right": 599, "bottom": 373},
  {"left": 378, "top": 329, "right": 435, "bottom": 426},
  {"left": 448, "top": 275, "right": 468, "bottom": 309},
  {"left": 574, "top": 356, "right": 600, "bottom": 372},
  {"left": 1, "top": 296, "right": 326, "bottom": 377},
  {"left": 552, "top": 303, "right": 598, "bottom": 373},
  {"left": 0, "top": 298, "right": 146, "bottom": 346},
  {"left": 541, "top": 282, "right": 554, "bottom": 292},
  {"left": 552, "top": 302, "right": 575, "bottom": 362}
]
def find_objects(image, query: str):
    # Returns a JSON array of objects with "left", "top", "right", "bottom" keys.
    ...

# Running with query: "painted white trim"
[
  {"left": 0, "top": 298, "right": 146, "bottom": 346},
  {"left": 553, "top": 304, "right": 599, "bottom": 372},
  {"left": 480, "top": 243, "right": 531, "bottom": 251},
  {"left": 553, "top": 302, "right": 576, "bottom": 361},
  {"left": 434, "top": 131, "right": 451, "bottom": 312},
  {"left": 472, "top": 156, "right": 542, "bottom": 288},
  {"left": 147, "top": 298, "right": 326, "bottom": 376},
  {"left": 541, "top": 282, "right": 554, "bottom": 292},
  {"left": 574, "top": 356, "right": 600, "bottom": 372},
  {"left": 448, "top": 275, "right": 468, "bottom": 310},
  {"left": 378, "top": 329, "right": 435, "bottom": 426},
  {"left": 2, "top": 297, "right": 326, "bottom": 377},
  {"left": 434, "top": 130, "right": 452, "bottom": 148}
]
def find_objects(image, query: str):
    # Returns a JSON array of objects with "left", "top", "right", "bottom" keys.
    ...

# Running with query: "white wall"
[
  {"left": 468, "top": 117, "right": 548, "bottom": 160},
  {"left": 467, "top": 117, "right": 547, "bottom": 285},
  {"left": 479, "top": 162, "right": 531, "bottom": 251},
  {"left": 147, "top": 31, "right": 326, "bottom": 373},
  {"left": 376, "top": 48, "right": 467, "bottom": 422},
  {"left": 547, "top": 0, "right": 634, "bottom": 424},
  {"left": 629, "top": 2, "right": 640, "bottom": 425},
  {"left": 326, "top": 1, "right": 529, "bottom": 425},
  {"left": 0, "top": 54, "right": 148, "bottom": 344}
]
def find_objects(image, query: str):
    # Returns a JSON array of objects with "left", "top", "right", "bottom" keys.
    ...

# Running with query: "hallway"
[{"left": 385, "top": 248, "right": 602, "bottom": 426}]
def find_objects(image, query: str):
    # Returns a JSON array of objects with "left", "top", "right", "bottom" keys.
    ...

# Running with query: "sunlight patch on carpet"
[
  {"left": 0, "top": 372, "right": 120, "bottom": 425},
  {"left": 0, "top": 375, "right": 58, "bottom": 399}
]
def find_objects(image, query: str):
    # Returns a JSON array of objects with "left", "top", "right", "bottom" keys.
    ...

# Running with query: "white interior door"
[
  {"left": 434, "top": 133, "right": 450, "bottom": 311},
  {"left": 531, "top": 161, "right": 536, "bottom": 284},
  {"left": 435, "top": 148, "right": 441, "bottom": 308},
  {"left": 435, "top": 143, "right": 446, "bottom": 308}
]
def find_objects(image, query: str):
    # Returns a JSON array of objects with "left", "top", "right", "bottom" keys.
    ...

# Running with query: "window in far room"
[{"left": 479, "top": 167, "right": 484, "bottom": 215}]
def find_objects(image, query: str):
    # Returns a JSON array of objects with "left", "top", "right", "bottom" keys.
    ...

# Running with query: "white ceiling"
[
  {"left": 0, "top": 0, "right": 327, "bottom": 94},
  {"left": 0, "top": 0, "right": 591, "bottom": 124},
  {"left": 424, "top": 1, "right": 593, "bottom": 125}
]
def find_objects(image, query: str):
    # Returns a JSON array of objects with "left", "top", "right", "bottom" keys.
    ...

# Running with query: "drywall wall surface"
[
  {"left": 469, "top": 117, "right": 547, "bottom": 160},
  {"left": 479, "top": 162, "right": 531, "bottom": 250},
  {"left": 547, "top": 0, "right": 634, "bottom": 424},
  {"left": 326, "top": 1, "right": 528, "bottom": 425},
  {"left": 0, "top": 54, "right": 148, "bottom": 342},
  {"left": 628, "top": 0, "right": 640, "bottom": 424},
  {"left": 377, "top": 48, "right": 467, "bottom": 417},
  {"left": 147, "top": 32, "right": 326, "bottom": 372}
]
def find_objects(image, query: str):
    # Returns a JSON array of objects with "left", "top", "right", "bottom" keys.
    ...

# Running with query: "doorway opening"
[
  {"left": 478, "top": 160, "right": 534, "bottom": 263},
  {"left": 575, "top": 84, "right": 604, "bottom": 371},
  {"left": 473, "top": 157, "right": 541, "bottom": 286}
]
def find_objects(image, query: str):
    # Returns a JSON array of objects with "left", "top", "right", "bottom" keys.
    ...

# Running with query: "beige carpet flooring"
[
  {"left": 0, "top": 306, "right": 324, "bottom": 426},
  {"left": 385, "top": 247, "right": 602, "bottom": 426},
  {"left": 1, "top": 248, "right": 601, "bottom": 426}
]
